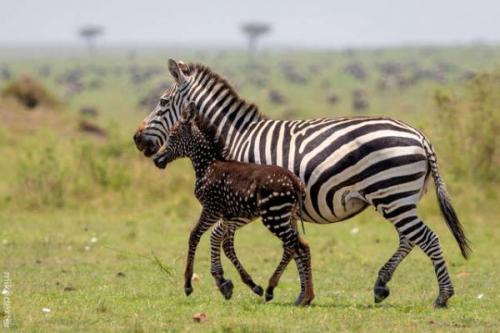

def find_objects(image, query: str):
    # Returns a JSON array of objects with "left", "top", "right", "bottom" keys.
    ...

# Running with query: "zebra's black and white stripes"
[{"left": 133, "top": 59, "right": 470, "bottom": 307}]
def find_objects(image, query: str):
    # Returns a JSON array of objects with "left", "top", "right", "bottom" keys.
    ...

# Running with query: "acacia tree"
[
  {"left": 240, "top": 22, "right": 271, "bottom": 63},
  {"left": 78, "top": 25, "right": 104, "bottom": 55}
]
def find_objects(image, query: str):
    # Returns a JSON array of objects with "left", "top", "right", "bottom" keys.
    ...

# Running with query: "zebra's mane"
[
  {"left": 193, "top": 115, "right": 229, "bottom": 161},
  {"left": 188, "top": 63, "right": 264, "bottom": 119}
]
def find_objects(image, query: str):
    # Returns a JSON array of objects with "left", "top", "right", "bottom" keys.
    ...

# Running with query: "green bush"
[
  {"left": 13, "top": 130, "right": 136, "bottom": 209},
  {"left": 17, "top": 145, "right": 67, "bottom": 208},
  {"left": 434, "top": 71, "right": 500, "bottom": 182}
]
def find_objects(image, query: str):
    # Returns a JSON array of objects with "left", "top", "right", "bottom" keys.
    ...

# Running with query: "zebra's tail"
[{"left": 423, "top": 138, "right": 472, "bottom": 259}]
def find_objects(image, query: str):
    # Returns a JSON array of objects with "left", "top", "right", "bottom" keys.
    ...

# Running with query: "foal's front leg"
[
  {"left": 221, "top": 219, "right": 264, "bottom": 296},
  {"left": 184, "top": 209, "right": 219, "bottom": 296},
  {"left": 210, "top": 221, "right": 234, "bottom": 300}
]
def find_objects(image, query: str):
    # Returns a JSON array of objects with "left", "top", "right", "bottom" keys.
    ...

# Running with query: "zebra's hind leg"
[
  {"left": 374, "top": 232, "right": 415, "bottom": 303},
  {"left": 222, "top": 221, "right": 264, "bottom": 296},
  {"left": 393, "top": 213, "right": 454, "bottom": 307},
  {"left": 210, "top": 221, "right": 233, "bottom": 300}
]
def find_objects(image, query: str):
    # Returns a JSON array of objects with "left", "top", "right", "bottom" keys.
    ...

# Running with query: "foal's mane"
[{"left": 193, "top": 116, "right": 229, "bottom": 161}]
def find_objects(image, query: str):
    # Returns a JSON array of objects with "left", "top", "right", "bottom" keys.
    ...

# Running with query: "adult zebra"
[{"left": 133, "top": 59, "right": 471, "bottom": 307}]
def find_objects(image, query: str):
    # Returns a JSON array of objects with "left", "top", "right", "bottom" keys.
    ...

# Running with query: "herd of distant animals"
[{"left": 133, "top": 59, "right": 471, "bottom": 307}]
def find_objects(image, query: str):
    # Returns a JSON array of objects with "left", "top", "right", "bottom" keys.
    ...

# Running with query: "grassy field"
[{"left": 1, "top": 46, "right": 500, "bottom": 332}]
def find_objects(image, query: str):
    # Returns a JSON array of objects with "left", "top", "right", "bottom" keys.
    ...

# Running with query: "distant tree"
[
  {"left": 240, "top": 22, "right": 271, "bottom": 63},
  {"left": 78, "top": 25, "right": 104, "bottom": 55}
]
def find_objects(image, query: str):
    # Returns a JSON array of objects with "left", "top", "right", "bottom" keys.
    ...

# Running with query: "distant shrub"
[
  {"left": 75, "top": 139, "right": 131, "bottom": 191},
  {"left": 13, "top": 129, "right": 134, "bottom": 209},
  {"left": 17, "top": 145, "right": 67, "bottom": 208},
  {"left": 434, "top": 71, "right": 500, "bottom": 182},
  {"left": 1, "top": 75, "right": 59, "bottom": 109}
]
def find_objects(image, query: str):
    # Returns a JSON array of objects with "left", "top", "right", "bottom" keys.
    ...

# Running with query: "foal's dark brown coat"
[{"left": 155, "top": 102, "right": 314, "bottom": 305}]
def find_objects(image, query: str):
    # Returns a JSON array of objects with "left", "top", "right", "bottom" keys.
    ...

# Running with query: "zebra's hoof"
[
  {"left": 220, "top": 279, "right": 234, "bottom": 300},
  {"left": 184, "top": 286, "right": 193, "bottom": 296},
  {"left": 374, "top": 285, "right": 390, "bottom": 303},
  {"left": 434, "top": 298, "right": 448, "bottom": 308},
  {"left": 252, "top": 285, "right": 264, "bottom": 296}
]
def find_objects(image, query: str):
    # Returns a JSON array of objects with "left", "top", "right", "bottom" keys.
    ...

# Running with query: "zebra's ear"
[
  {"left": 180, "top": 102, "right": 196, "bottom": 123},
  {"left": 168, "top": 59, "right": 190, "bottom": 84}
]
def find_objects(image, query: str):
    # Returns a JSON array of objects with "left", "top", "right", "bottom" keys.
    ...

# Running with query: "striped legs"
[
  {"left": 264, "top": 219, "right": 297, "bottom": 301},
  {"left": 389, "top": 210, "right": 454, "bottom": 307},
  {"left": 209, "top": 219, "right": 264, "bottom": 299},
  {"left": 261, "top": 211, "right": 314, "bottom": 306},
  {"left": 184, "top": 209, "right": 219, "bottom": 296},
  {"left": 209, "top": 221, "right": 234, "bottom": 299},
  {"left": 374, "top": 232, "right": 414, "bottom": 303},
  {"left": 265, "top": 247, "right": 293, "bottom": 302},
  {"left": 221, "top": 222, "right": 264, "bottom": 296}
]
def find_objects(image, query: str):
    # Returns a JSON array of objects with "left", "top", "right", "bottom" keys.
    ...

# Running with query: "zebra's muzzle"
[{"left": 133, "top": 132, "right": 160, "bottom": 157}]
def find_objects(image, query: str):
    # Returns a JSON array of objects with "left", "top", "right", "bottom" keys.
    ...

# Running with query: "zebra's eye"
[{"left": 159, "top": 99, "right": 168, "bottom": 107}]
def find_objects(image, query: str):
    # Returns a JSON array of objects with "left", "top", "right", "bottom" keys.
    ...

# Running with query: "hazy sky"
[{"left": 1, "top": 0, "right": 499, "bottom": 48}]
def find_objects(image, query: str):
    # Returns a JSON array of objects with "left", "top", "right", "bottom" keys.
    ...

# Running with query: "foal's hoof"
[
  {"left": 184, "top": 286, "right": 193, "bottom": 296},
  {"left": 264, "top": 287, "right": 274, "bottom": 302},
  {"left": 294, "top": 292, "right": 305, "bottom": 306},
  {"left": 219, "top": 280, "right": 234, "bottom": 300},
  {"left": 252, "top": 285, "right": 264, "bottom": 296},
  {"left": 374, "top": 285, "right": 390, "bottom": 303}
]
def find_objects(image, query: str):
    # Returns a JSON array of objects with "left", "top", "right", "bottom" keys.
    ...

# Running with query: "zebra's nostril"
[{"left": 133, "top": 132, "right": 142, "bottom": 145}]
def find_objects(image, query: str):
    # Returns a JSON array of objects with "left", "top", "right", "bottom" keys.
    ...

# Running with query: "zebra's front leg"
[
  {"left": 210, "top": 221, "right": 234, "bottom": 300},
  {"left": 374, "top": 232, "right": 415, "bottom": 303},
  {"left": 222, "top": 221, "right": 264, "bottom": 296},
  {"left": 184, "top": 209, "right": 218, "bottom": 296}
]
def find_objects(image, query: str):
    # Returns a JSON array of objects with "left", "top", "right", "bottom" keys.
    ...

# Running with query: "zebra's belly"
[
  {"left": 230, "top": 117, "right": 429, "bottom": 225},
  {"left": 305, "top": 195, "right": 369, "bottom": 223}
]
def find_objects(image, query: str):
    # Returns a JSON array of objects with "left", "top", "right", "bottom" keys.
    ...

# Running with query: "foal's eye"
[{"left": 159, "top": 99, "right": 168, "bottom": 107}]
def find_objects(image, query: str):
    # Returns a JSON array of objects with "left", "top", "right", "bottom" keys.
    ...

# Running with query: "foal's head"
[{"left": 153, "top": 102, "right": 226, "bottom": 169}]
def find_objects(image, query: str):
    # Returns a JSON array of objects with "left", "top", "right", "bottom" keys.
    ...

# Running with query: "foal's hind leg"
[
  {"left": 374, "top": 232, "right": 415, "bottom": 303},
  {"left": 261, "top": 210, "right": 314, "bottom": 306},
  {"left": 221, "top": 219, "right": 264, "bottom": 296},
  {"left": 264, "top": 218, "right": 297, "bottom": 302},
  {"left": 265, "top": 247, "right": 293, "bottom": 302}
]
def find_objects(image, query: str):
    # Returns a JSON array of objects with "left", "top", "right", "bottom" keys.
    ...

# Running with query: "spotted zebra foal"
[{"left": 154, "top": 102, "right": 314, "bottom": 306}]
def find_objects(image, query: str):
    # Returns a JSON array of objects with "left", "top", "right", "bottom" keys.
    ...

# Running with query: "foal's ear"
[
  {"left": 168, "top": 59, "right": 190, "bottom": 84},
  {"left": 180, "top": 102, "right": 197, "bottom": 123}
]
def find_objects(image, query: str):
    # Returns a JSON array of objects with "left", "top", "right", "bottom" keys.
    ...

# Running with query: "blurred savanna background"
[{"left": 0, "top": 1, "right": 499, "bottom": 332}]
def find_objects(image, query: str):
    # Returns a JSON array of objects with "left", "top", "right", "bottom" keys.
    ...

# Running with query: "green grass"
[
  {"left": 2, "top": 188, "right": 500, "bottom": 332},
  {"left": 1, "top": 45, "right": 500, "bottom": 332}
]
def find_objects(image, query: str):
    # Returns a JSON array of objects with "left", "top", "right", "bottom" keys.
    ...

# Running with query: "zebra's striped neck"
[{"left": 183, "top": 64, "right": 264, "bottom": 151}]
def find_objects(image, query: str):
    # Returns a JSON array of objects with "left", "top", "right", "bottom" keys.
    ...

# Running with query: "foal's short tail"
[
  {"left": 423, "top": 138, "right": 472, "bottom": 259},
  {"left": 293, "top": 180, "right": 307, "bottom": 235}
]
